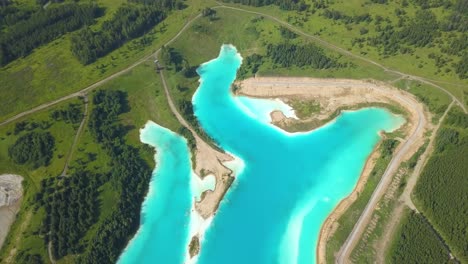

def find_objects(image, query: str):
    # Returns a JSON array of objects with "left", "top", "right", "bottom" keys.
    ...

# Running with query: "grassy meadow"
[{"left": 216, "top": 1, "right": 467, "bottom": 106}]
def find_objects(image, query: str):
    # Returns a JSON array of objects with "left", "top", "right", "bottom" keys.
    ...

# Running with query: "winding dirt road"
[
  {"left": 61, "top": 95, "right": 88, "bottom": 177},
  {"left": 0, "top": 5, "right": 465, "bottom": 128},
  {"left": 216, "top": 4, "right": 466, "bottom": 113},
  {"left": 0, "top": 13, "right": 202, "bottom": 128}
]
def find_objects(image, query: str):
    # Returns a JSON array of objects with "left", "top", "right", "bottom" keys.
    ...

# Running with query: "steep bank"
[{"left": 0, "top": 174, "right": 23, "bottom": 250}]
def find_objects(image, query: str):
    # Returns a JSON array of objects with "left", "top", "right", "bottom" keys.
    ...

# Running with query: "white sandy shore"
[
  {"left": 185, "top": 171, "right": 216, "bottom": 263},
  {"left": 186, "top": 153, "right": 245, "bottom": 263},
  {"left": 183, "top": 76, "right": 430, "bottom": 262},
  {"left": 236, "top": 77, "right": 430, "bottom": 264}
]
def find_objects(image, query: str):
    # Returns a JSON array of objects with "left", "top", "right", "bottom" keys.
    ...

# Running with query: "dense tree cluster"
[
  {"left": 406, "top": 140, "right": 428, "bottom": 169},
  {"left": 380, "top": 139, "right": 398, "bottom": 157},
  {"left": 78, "top": 90, "right": 152, "bottom": 264},
  {"left": 88, "top": 90, "right": 128, "bottom": 143},
  {"left": 322, "top": 9, "right": 372, "bottom": 24},
  {"left": 0, "top": 4, "right": 34, "bottom": 29},
  {"left": 8, "top": 131, "right": 55, "bottom": 168},
  {"left": 0, "top": 3, "right": 102, "bottom": 66},
  {"left": 178, "top": 99, "right": 197, "bottom": 125},
  {"left": 454, "top": 53, "right": 468, "bottom": 79},
  {"left": 238, "top": 53, "right": 263, "bottom": 79},
  {"left": 434, "top": 127, "right": 459, "bottom": 153},
  {"left": 441, "top": 34, "right": 467, "bottom": 56},
  {"left": 414, "top": 108, "right": 468, "bottom": 262},
  {"left": 367, "top": 9, "right": 439, "bottom": 57},
  {"left": 445, "top": 108, "right": 468, "bottom": 128},
  {"left": 50, "top": 103, "right": 83, "bottom": 124},
  {"left": 128, "top": 0, "right": 183, "bottom": 9},
  {"left": 202, "top": 7, "right": 216, "bottom": 18},
  {"left": 15, "top": 252, "right": 44, "bottom": 264},
  {"left": 221, "top": 0, "right": 307, "bottom": 11},
  {"left": 441, "top": 0, "right": 467, "bottom": 32},
  {"left": 389, "top": 211, "right": 451, "bottom": 264},
  {"left": 38, "top": 171, "right": 101, "bottom": 259},
  {"left": 279, "top": 26, "right": 298, "bottom": 39},
  {"left": 71, "top": 5, "right": 166, "bottom": 64},
  {"left": 13, "top": 120, "right": 51, "bottom": 135},
  {"left": 267, "top": 43, "right": 340, "bottom": 68},
  {"left": 411, "top": 0, "right": 452, "bottom": 10},
  {"left": 398, "top": 9, "right": 438, "bottom": 47},
  {"left": 160, "top": 45, "right": 186, "bottom": 71}
]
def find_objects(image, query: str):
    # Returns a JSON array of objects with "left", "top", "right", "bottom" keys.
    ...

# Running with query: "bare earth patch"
[{"left": 0, "top": 174, "right": 23, "bottom": 251}]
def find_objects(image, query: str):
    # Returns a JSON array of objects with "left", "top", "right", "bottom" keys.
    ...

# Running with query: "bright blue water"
[
  {"left": 118, "top": 121, "right": 193, "bottom": 264},
  {"left": 193, "top": 45, "right": 403, "bottom": 264},
  {"left": 118, "top": 44, "right": 404, "bottom": 264}
]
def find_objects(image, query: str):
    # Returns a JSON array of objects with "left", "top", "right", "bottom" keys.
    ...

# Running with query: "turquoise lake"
[{"left": 119, "top": 44, "right": 404, "bottom": 264}]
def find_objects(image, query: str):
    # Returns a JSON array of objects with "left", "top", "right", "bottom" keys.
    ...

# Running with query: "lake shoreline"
[{"left": 236, "top": 76, "right": 428, "bottom": 263}]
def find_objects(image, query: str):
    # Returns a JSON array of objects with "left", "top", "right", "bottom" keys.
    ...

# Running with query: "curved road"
[
  {"left": 0, "top": 5, "right": 466, "bottom": 128},
  {"left": 60, "top": 95, "right": 89, "bottom": 177},
  {"left": 215, "top": 4, "right": 466, "bottom": 113},
  {"left": 0, "top": 12, "right": 202, "bottom": 127},
  {"left": 336, "top": 92, "right": 426, "bottom": 263}
]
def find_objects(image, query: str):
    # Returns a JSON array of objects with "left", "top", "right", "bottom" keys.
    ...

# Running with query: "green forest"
[
  {"left": 227, "top": 0, "right": 467, "bottom": 79},
  {"left": 222, "top": 0, "right": 307, "bottom": 11},
  {"left": 0, "top": 3, "right": 102, "bottom": 66},
  {"left": 24, "top": 90, "right": 153, "bottom": 263},
  {"left": 388, "top": 211, "right": 452, "bottom": 264},
  {"left": 8, "top": 131, "right": 55, "bottom": 169},
  {"left": 238, "top": 42, "right": 346, "bottom": 79},
  {"left": 414, "top": 107, "right": 468, "bottom": 262},
  {"left": 50, "top": 102, "right": 84, "bottom": 124},
  {"left": 71, "top": 5, "right": 166, "bottom": 64},
  {"left": 38, "top": 171, "right": 102, "bottom": 259},
  {"left": 79, "top": 90, "right": 152, "bottom": 264},
  {"left": 267, "top": 43, "right": 342, "bottom": 68}
]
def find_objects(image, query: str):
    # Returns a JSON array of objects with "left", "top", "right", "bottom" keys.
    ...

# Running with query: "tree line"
[
  {"left": 70, "top": 5, "right": 166, "bottom": 64},
  {"left": 37, "top": 171, "right": 102, "bottom": 259},
  {"left": 0, "top": 3, "right": 102, "bottom": 66},
  {"left": 128, "top": 0, "right": 185, "bottom": 10},
  {"left": 0, "top": 4, "right": 35, "bottom": 29},
  {"left": 388, "top": 211, "right": 452, "bottom": 264},
  {"left": 50, "top": 103, "right": 83, "bottom": 124},
  {"left": 79, "top": 90, "right": 152, "bottom": 263},
  {"left": 414, "top": 108, "right": 468, "bottom": 262},
  {"left": 21, "top": 89, "right": 152, "bottom": 263},
  {"left": 8, "top": 131, "right": 55, "bottom": 169},
  {"left": 221, "top": 0, "right": 307, "bottom": 11},
  {"left": 267, "top": 43, "right": 342, "bottom": 68},
  {"left": 238, "top": 53, "right": 263, "bottom": 79},
  {"left": 322, "top": 9, "right": 372, "bottom": 24}
]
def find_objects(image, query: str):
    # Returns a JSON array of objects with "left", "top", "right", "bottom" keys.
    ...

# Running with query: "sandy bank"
[
  {"left": 236, "top": 77, "right": 430, "bottom": 263},
  {"left": 0, "top": 174, "right": 23, "bottom": 250},
  {"left": 193, "top": 138, "right": 234, "bottom": 219}
]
